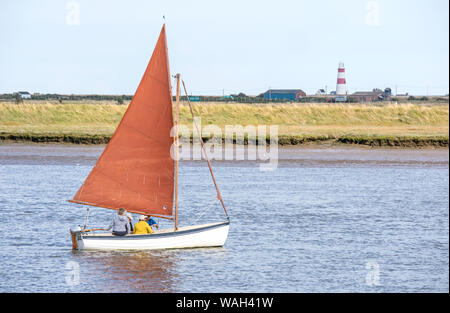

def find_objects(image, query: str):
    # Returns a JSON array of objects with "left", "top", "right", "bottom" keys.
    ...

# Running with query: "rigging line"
[
  {"left": 182, "top": 80, "right": 229, "bottom": 218},
  {"left": 82, "top": 207, "right": 90, "bottom": 230},
  {"left": 192, "top": 202, "right": 217, "bottom": 225}
]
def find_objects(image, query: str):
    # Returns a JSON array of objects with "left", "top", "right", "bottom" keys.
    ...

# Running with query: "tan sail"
[{"left": 70, "top": 25, "right": 174, "bottom": 217}]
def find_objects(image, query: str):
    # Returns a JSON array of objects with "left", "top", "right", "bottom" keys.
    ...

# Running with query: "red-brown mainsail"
[{"left": 69, "top": 25, "right": 174, "bottom": 217}]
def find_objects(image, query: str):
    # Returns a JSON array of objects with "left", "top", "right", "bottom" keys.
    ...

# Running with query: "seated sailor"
[
  {"left": 104, "top": 208, "right": 131, "bottom": 236},
  {"left": 133, "top": 215, "right": 154, "bottom": 234}
]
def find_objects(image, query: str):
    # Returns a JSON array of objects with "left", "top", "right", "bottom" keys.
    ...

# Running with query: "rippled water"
[{"left": 0, "top": 144, "right": 448, "bottom": 292}]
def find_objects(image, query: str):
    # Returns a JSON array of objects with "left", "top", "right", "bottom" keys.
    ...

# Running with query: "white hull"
[{"left": 71, "top": 220, "right": 230, "bottom": 250}]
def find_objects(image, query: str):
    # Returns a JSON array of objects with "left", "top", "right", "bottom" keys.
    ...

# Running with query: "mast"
[{"left": 174, "top": 73, "right": 181, "bottom": 230}]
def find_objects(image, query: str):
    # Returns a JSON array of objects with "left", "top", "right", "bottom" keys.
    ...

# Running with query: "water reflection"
[{"left": 76, "top": 250, "right": 179, "bottom": 292}]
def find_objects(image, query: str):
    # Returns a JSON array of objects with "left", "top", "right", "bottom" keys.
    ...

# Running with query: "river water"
[{"left": 0, "top": 143, "right": 448, "bottom": 292}]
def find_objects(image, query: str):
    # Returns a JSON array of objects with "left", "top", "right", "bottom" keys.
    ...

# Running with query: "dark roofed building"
[
  {"left": 350, "top": 91, "right": 382, "bottom": 102},
  {"left": 263, "top": 89, "right": 306, "bottom": 101}
]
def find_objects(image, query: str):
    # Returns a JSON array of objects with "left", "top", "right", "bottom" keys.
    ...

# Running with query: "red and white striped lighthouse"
[{"left": 336, "top": 62, "right": 347, "bottom": 95}]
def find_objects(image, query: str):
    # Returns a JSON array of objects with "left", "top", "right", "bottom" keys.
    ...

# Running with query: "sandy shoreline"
[{"left": 0, "top": 142, "right": 447, "bottom": 167}]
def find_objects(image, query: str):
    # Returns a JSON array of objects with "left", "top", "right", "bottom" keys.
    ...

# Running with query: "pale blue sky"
[{"left": 1, "top": 0, "right": 448, "bottom": 95}]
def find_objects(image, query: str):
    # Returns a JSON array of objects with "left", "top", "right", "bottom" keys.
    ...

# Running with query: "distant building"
[
  {"left": 350, "top": 90, "right": 382, "bottom": 102},
  {"left": 335, "top": 96, "right": 348, "bottom": 102},
  {"left": 263, "top": 89, "right": 306, "bottom": 101},
  {"left": 316, "top": 89, "right": 326, "bottom": 95},
  {"left": 350, "top": 88, "right": 392, "bottom": 102},
  {"left": 17, "top": 91, "right": 31, "bottom": 99},
  {"left": 382, "top": 88, "right": 392, "bottom": 100},
  {"left": 188, "top": 96, "right": 200, "bottom": 102}
]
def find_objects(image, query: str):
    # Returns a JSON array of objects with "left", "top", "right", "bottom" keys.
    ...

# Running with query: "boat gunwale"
[{"left": 81, "top": 220, "right": 230, "bottom": 240}]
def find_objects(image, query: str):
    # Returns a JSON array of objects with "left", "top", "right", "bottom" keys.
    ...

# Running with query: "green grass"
[{"left": 0, "top": 100, "right": 448, "bottom": 147}]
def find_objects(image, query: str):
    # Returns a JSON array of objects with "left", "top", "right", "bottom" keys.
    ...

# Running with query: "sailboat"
[{"left": 69, "top": 24, "right": 230, "bottom": 250}]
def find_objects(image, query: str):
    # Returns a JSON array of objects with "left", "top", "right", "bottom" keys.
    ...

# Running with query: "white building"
[{"left": 17, "top": 91, "right": 31, "bottom": 99}]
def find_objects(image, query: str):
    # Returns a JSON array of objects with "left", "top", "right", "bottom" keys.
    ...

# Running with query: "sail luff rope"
[
  {"left": 192, "top": 202, "right": 219, "bottom": 225},
  {"left": 181, "top": 80, "right": 229, "bottom": 218}
]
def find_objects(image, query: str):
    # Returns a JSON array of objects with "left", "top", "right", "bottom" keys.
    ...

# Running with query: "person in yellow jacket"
[{"left": 133, "top": 215, "right": 154, "bottom": 234}]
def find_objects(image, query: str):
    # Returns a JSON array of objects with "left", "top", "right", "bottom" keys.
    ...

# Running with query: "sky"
[{"left": 0, "top": 0, "right": 448, "bottom": 96}]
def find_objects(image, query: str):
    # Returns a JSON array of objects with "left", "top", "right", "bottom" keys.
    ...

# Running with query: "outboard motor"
[{"left": 70, "top": 226, "right": 82, "bottom": 250}]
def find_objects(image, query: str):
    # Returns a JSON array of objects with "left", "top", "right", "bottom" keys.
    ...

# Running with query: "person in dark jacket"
[{"left": 145, "top": 215, "right": 159, "bottom": 230}]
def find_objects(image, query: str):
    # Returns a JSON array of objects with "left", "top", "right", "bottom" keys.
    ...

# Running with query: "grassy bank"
[{"left": 0, "top": 101, "right": 448, "bottom": 147}]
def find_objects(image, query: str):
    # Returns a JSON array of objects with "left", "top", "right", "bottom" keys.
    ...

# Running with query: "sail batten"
[{"left": 71, "top": 25, "right": 174, "bottom": 216}]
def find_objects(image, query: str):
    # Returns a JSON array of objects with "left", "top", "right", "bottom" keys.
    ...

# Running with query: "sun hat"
[
  {"left": 139, "top": 215, "right": 146, "bottom": 221},
  {"left": 126, "top": 213, "right": 133, "bottom": 220}
]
